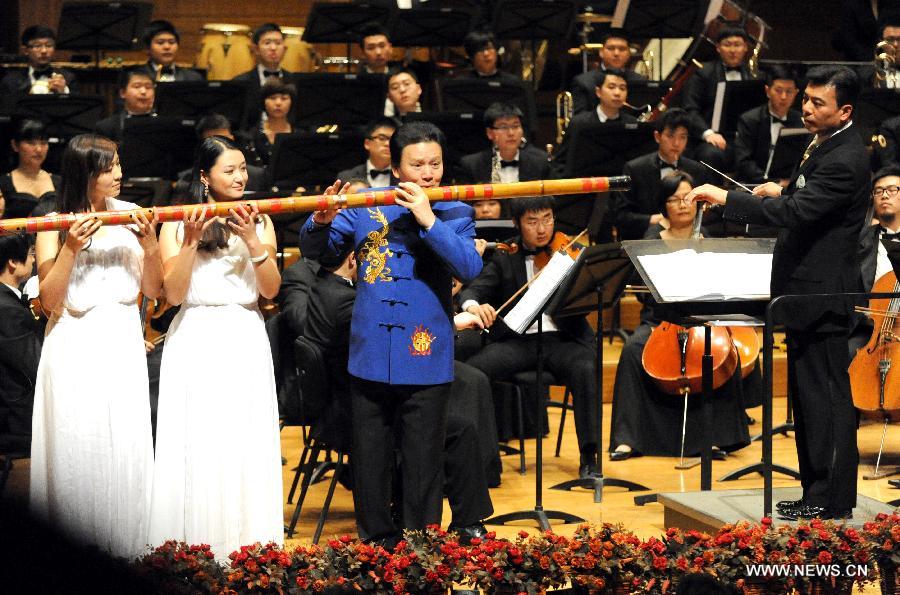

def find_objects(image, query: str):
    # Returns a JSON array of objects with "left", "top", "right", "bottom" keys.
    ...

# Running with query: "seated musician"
[
  {"left": 244, "top": 79, "right": 296, "bottom": 168},
  {"left": 302, "top": 247, "right": 497, "bottom": 542},
  {"left": 873, "top": 114, "right": 900, "bottom": 170},
  {"left": 172, "top": 114, "right": 267, "bottom": 201},
  {"left": 570, "top": 29, "right": 648, "bottom": 115},
  {"left": 615, "top": 108, "right": 705, "bottom": 240},
  {"left": 358, "top": 22, "right": 397, "bottom": 75},
  {"left": 0, "top": 25, "right": 76, "bottom": 96},
  {"left": 385, "top": 69, "right": 423, "bottom": 117},
  {"left": 93, "top": 68, "right": 156, "bottom": 143},
  {"left": 459, "top": 196, "right": 602, "bottom": 479},
  {"left": 336, "top": 119, "right": 398, "bottom": 188},
  {"left": 682, "top": 26, "right": 755, "bottom": 172},
  {"left": 0, "top": 234, "right": 42, "bottom": 454},
  {"left": 608, "top": 172, "right": 751, "bottom": 461},
  {"left": 552, "top": 68, "right": 635, "bottom": 169},
  {"left": 870, "top": 17, "right": 900, "bottom": 88},
  {"left": 859, "top": 166, "right": 900, "bottom": 314},
  {"left": 457, "top": 30, "right": 522, "bottom": 85},
  {"left": 233, "top": 23, "right": 295, "bottom": 129},
  {"left": 0, "top": 119, "right": 60, "bottom": 219},
  {"left": 456, "top": 102, "right": 550, "bottom": 186},
  {"left": 136, "top": 20, "right": 204, "bottom": 83},
  {"left": 734, "top": 65, "right": 804, "bottom": 187}
]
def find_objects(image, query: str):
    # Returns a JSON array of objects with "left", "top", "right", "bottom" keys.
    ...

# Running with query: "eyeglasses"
[
  {"left": 521, "top": 215, "right": 554, "bottom": 229},
  {"left": 367, "top": 134, "right": 392, "bottom": 143},
  {"left": 491, "top": 124, "right": 522, "bottom": 132},
  {"left": 666, "top": 197, "right": 690, "bottom": 205},
  {"left": 873, "top": 185, "right": 900, "bottom": 199}
]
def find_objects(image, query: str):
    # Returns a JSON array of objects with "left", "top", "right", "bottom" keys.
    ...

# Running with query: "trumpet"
[
  {"left": 555, "top": 91, "right": 573, "bottom": 145},
  {"left": 874, "top": 39, "right": 897, "bottom": 89},
  {"left": 748, "top": 40, "right": 762, "bottom": 79}
]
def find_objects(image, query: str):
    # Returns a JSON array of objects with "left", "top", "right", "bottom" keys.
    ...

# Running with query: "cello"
[{"left": 849, "top": 271, "right": 900, "bottom": 419}]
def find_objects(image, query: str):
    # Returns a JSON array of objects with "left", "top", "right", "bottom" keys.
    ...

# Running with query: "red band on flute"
[
  {"left": 464, "top": 186, "right": 475, "bottom": 200},
  {"left": 317, "top": 197, "right": 329, "bottom": 211},
  {"left": 365, "top": 192, "right": 376, "bottom": 206},
  {"left": 484, "top": 185, "right": 493, "bottom": 198}
]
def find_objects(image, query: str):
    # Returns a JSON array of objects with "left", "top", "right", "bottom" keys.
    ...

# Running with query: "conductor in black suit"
[
  {"left": 682, "top": 26, "right": 756, "bottom": 172},
  {"left": 232, "top": 23, "right": 296, "bottom": 129},
  {"left": 0, "top": 235, "right": 42, "bottom": 453},
  {"left": 688, "top": 65, "right": 871, "bottom": 520},
  {"left": 570, "top": 29, "right": 648, "bottom": 115},
  {"left": 455, "top": 102, "right": 550, "bottom": 185},
  {"left": 615, "top": 108, "right": 705, "bottom": 240},
  {"left": 0, "top": 25, "right": 77, "bottom": 96},
  {"left": 336, "top": 118, "right": 398, "bottom": 188},
  {"left": 734, "top": 65, "right": 804, "bottom": 186},
  {"left": 135, "top": 20, "right": 205, "bottom": 83}
]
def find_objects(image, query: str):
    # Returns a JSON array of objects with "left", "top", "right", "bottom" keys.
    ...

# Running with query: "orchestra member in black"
[
  {"left": 357, "top": 23, "right": 396, "bottom": 75},
  {"left": 336, "top": 119, "right": 399, "bottom": 188},
  {"left": 385, "top": 69, "right": 423, "bottom": 118},
  {"left": 0, "top": 25, "right": 77, "bottom": 96},
  {"left": 244, "top": 79, "right": 297, "bottom": 168},
  {"left": 608, "top": 172, "right": 750, "bottom": 461},
  {"left": 734, "top": 65, "right": 804, "bottom": 186},
  {"left": 136, "top": 20, "right": 204, "bottom": 83},
  {"left": 93, "top": 69, "right": 156, "bottom": 143},
  {"left": 456, "top": 102, "right": 550, "bottom": 185},
  {"left": 570, "top": 29, "right": 648, "bottom": 115},
  {"left": 457, "top": 30, "right": 522, "bottom": 85},
  {"left": 615, "top": 108, "right": 705, "bottom": 240},
  {"left": 0, "top": 119, "right": 60, "bottom": 219},
  {"left": 232, "top": 23, "right": 296, "bottom": 129},
  {"left": 682, "top": 26, "right": 755, "bottom": 172},
  {"left": 688, "top": 65, "right": 871, "bottom": 520},
  {"left": 0, "top": 234, "right": 41, "bottom": 454},
  {"left": 459, "top": 196, "right": 601, "bottom": 479},
  {"left": 873, "top": 114, "right": 900, "bottom": 171}
]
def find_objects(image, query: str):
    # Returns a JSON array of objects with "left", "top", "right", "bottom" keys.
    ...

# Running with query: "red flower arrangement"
[
  {"left": 134, "top": 540, "right": 224, "bottom": 594},
  {"left": 636, "top": 527, "right": 718, "bottom": 593},
  {"left": 464, "top": 529, "right": 570, "bottom": 594},
  {"left": 321, "top": 533, "right": 392, "bottom": 593},
  {"left": 380, "top": 525, "right": 467, "bottom": 594},
  {"left": 224, "top": 542, "right": 294, "bottom": 593},
  {"left": 565, "top": 523, "right": 642, "bottom": 593},
  {"left": 863, "top": 511, "right": 900, "bottom": 592}
]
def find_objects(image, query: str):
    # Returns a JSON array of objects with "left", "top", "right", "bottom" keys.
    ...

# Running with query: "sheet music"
[
  {"left": 504, "top": 251, "right": 577, "bottom": 334},
  {"left": 637, "top": 249, "right": 772, "bottom": 301},
  {"left": 778, "top": 127, "right": 810, "bottom": 138},
  {"left": 711, "top": 81, "right": 726, "bottom": 132}
]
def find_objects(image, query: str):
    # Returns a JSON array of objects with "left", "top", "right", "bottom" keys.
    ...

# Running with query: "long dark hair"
[
  {"left": 189, "top": 136, "right": 244, "bottom": 252},
  {"left": 58, "top": 134, "right": 118, "bottom": 214}
]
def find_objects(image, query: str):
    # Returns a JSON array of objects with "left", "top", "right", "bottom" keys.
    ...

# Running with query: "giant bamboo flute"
[{"left": 0, "top": 176, "right": 629, "bottom": 236}]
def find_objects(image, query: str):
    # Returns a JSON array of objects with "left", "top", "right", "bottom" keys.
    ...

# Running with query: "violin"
[
  {"left": 535, "top": 231, "right": 582, "bottom": 270},
  {"left": 849, "top": 272, "right": 900, "bottom": 417},
  {"left": 484, "top": 241, "right": 519, "bottom": 254}
]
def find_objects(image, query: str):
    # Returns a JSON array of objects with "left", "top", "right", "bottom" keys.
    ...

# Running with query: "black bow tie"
[
  {"left": 879, "top": 226, "right": 899, "bottom": 237},
  {"left": 19, "top": 293, "right": 31, "bottom": 307},
  {"left": 725, "top": 66, "right": 742, "bottom": 73},
  {"left": 770, "top": 114, "right": 788, "bottom": 125},
  {"left": 159, "top": 65, "right": 174, "bottom": 75},
  {"left": 657, "top": 157, "right": 677, "bottom": 170},
  {"left": 263, "top": 70, "right": 282, "bottom": 78},
  {"left": 500, "top": 160, "right": 519, "bottom": 168},
  {"left": 370, "top": 168, "right": 391, "bottom": 178},
  {"left": 32, "top": 68, "right": 53, "bottom": 79},
  {"left": 520, "top": 244, "right": 550, "bottom": 257}
]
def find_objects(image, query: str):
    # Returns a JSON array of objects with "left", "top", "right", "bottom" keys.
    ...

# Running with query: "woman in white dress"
[
  {"left": 149, "top": 136, "right": 283, "bottom": 558},
  {"left": 30, "top": 134, "right": 161, "bottom": 559}
]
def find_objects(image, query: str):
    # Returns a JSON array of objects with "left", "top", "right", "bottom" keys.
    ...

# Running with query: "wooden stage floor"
[{"left": 4, "top": 399, "right": 897, "bottom": 547}]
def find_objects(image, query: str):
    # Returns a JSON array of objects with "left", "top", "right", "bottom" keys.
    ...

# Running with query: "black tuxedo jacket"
[
  {"left": 232, "top": 68, "right": 296, "bottom": 129},
  {"left": 733, "top": 104, "right": 805, "bottom": 184},
  {"left": 0, "top": 67, "right": 78, "bottom": 95},
  {"left": 458, "top": 237, "right": 595, "bottom": 346},
  {"left": 615, "top": 152, "right": 706, "bottom": 240},
  {"left": 858, "top": 224, "right": 882, "bottom": 294},
  {"left": 570, "top": 68, "right": 648, "bottom": 115},
  {"left": 455, "top": 144, "right": 550, "bottom": 185},
  {"left": 724, "top": 126, "right": 871, "bottom": 331},
  {"left": 0, "top": 285, "right": 42, "bottom": 450},
  {"left": 682, "top": 59, "right": 755, "bottom": 139},
  {"left": 276, "top": 257, "right": 321, "bottom": 339},
  {"left": 874, "top": 114, "right": 900, "bottom": 171},
  {"left": 335, "top": 163, "right": 399, "bottom": 187}
]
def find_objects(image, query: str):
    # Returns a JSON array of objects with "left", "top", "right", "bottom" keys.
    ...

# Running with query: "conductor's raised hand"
[
  {"left": 685, "top": 184, "right": 728, "bottom": 206},
  {"left": 312, "top": 179, "right": 350, "bottom": 225},
  {"left": 752, "top": 182, "right": 783, "bottom": 198},
  {"left": 64, "top": 216, "right": 102, "bottom": 253},
  {"left": 394, "top": 181, "right": 436, "bottom": 229},
  {"left": 182, "top": 205, "right": 216, "bottom": 247}
]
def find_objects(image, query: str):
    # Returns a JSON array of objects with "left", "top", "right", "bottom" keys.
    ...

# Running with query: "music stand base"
[
  {"left": 675, "top": 457, "right": 701, "bottom": 470},
  {"left": 889, "top": 498, "right": 900, "bottom": 507},
  {"left": 634, "top": 493, "right": 658, "bottom": 506},
  {"left": 485, "top": 507, "right": 584, "bottom": 532},
  {"left": 751, "top": 422, "right": 794, "bottom": 442},
  {"left": 863, "top": 466, "right": 900, "bottom": 480},
  {"left": 718, "top": 462, "right": 801, "bottom": 482},
  {"left": 550, "top": 474, "right": 650, "bottom": 504}
]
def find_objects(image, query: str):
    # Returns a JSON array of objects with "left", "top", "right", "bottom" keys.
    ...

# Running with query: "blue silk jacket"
[{"left": 300, "top": 202, "right": 482, "bottom": 385}]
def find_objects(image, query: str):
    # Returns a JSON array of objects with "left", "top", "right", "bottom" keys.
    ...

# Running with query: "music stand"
[
  {"left": 15, "top": 95, "right": 105, "bottom": 138},
  {"left": 119, "top": 116, "right": 197, "bottom": 180},
  {"left": 119, "top": 177, "right": 172, "bottom": 208},
  {"left": 290, "top": 74, "right": 386, "bottom": 129},
  {"left": 303, "top": 2, "right": 394, "bottom": 72},
  {"left": 56, "top": 2, "right": 153, "bottom": 65},
  {"left": 403, "top": 111, "right": 489, "bottom": 171},
  {"left": 765, "top": 128, "right": 812, "bottom": 182},
  {"left": 154, "top": 82, "right": 248, "bottom": 126},
  {"left": 711, "top": 80, "right": 767, "bottom": 136},
  {"left": 388, "top": 6, "right": 475, "bottom": 47},
  {"left": 493, "top": 0, "right": 576, "bottom": 87},
  {"left": 625, "top": 81, "right": 671, "bottom": 115},
  {"left": 546, "top": 244, "right": 651, "bottom": 501},
  {"left": 484, "top": 253, "right": 586, "bottom": 530},
  {"left": 437, "top": 78, "right": 537, "bottom": 137},
  {"left": 474, "top": 220, "right": 516, "bottom": 243},
  {"left": 270, "top": 131, "right": 364, "bottom": 191}
]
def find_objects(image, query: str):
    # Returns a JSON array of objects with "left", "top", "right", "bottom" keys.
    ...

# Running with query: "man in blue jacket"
[{"left": 300, "top": 121, "right": 482, "bottom": 544}]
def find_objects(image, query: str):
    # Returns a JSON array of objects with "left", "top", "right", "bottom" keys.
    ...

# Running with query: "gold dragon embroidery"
[{"left": 361, "top": 207, "right": 393, "bottom": 284}]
